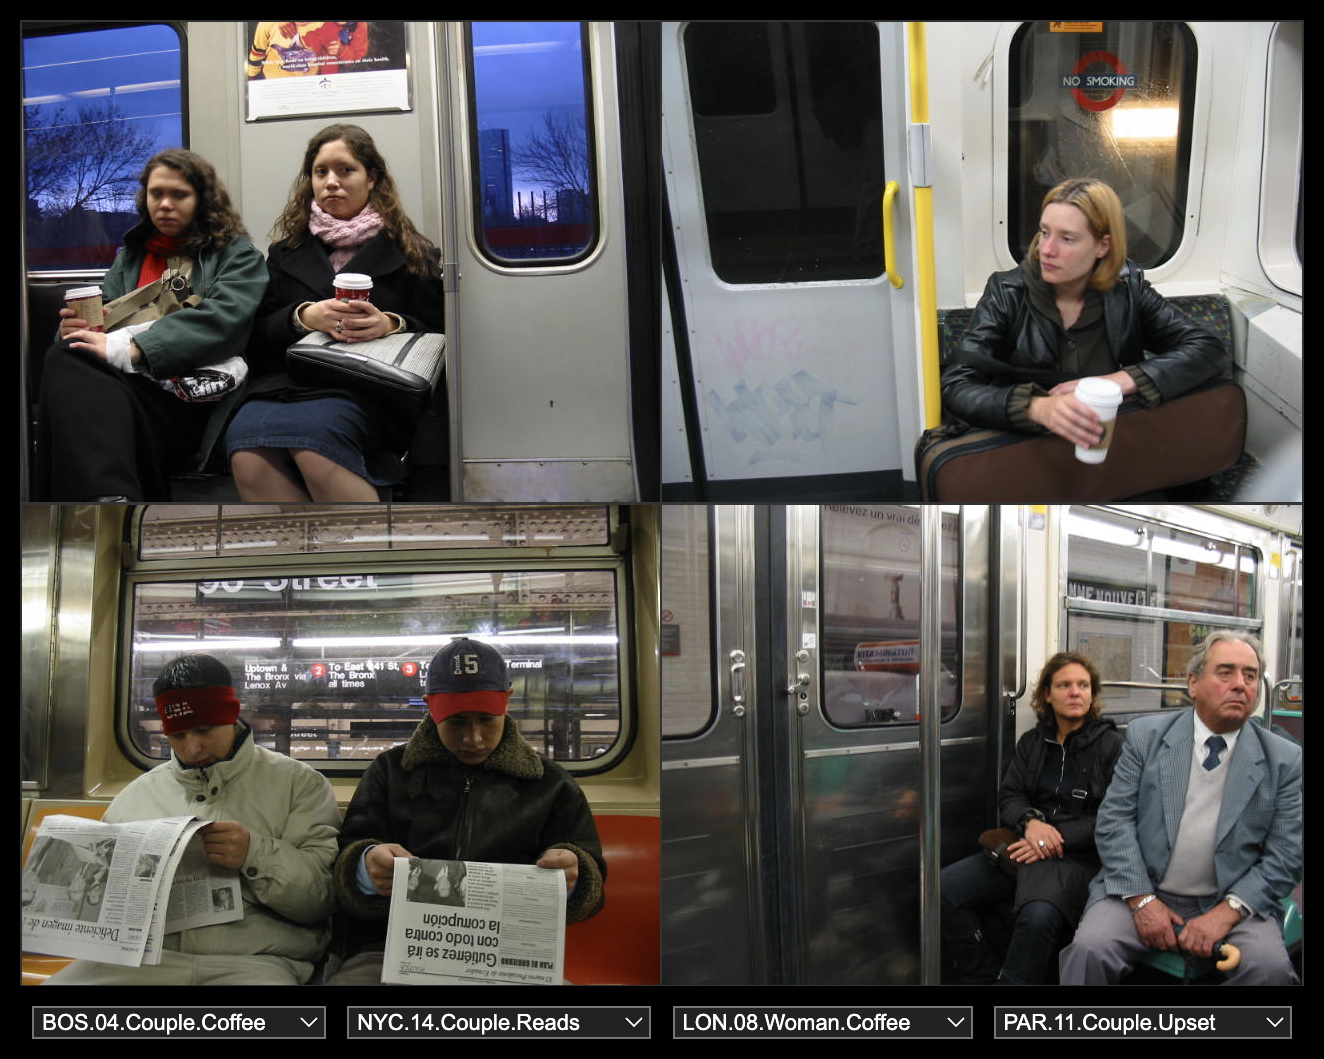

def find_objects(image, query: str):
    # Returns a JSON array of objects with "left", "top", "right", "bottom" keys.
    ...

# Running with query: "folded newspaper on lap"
[
  {"left": 382, "top": 859, "right": 566, "bottom": 985},
  {"left": 21, "top": 815, "right": 242, "bottom": 967}
]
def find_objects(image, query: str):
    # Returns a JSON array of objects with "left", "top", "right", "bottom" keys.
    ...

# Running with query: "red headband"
[
  {"left": 425, "top": 689, "right": 511, "bottom": 724},
  {"left": 154, "top": 686, "right": 241, "bottom": 735}
]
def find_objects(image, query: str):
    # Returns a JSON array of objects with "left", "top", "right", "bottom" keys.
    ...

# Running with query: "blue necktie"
[{"left": 1202, "top": 735, "right": 1227, "bottom": 771}]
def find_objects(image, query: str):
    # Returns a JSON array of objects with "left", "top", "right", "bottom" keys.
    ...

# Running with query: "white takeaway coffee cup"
[{"left": 1073, "top": 377, "right": 1124, "bottom": 464}]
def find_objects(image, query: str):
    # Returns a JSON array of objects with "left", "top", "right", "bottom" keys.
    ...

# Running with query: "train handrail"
[
  {"left": 881, "top": 181, "right": 903, "bottom": 290},
  {"left": 918, "top": 505, "right": 943, "bottom": 985}
]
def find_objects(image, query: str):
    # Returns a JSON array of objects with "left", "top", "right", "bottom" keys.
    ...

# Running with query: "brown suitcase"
[{"left": 915, "top": 379, "right": 1246, "bottom": 501}]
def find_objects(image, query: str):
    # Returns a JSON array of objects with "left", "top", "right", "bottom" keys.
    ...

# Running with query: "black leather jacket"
[
  {"left": 334, "top": 718, "right": 605, "bottom": 952},
  {"left": 941, "top": 262, "right": 1226, "bottom": 431}
]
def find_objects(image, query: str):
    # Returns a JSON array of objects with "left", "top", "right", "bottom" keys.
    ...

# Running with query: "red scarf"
[{"left": 138, "top": 233, "right": 187, "bottom": 287}]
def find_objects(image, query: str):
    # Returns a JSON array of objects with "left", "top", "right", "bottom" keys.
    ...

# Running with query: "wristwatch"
[{"left": 1225, "top": 894, "right": 1252, "bottom": 919}]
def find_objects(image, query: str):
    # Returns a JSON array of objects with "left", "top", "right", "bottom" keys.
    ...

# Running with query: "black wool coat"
[{"left": 241, "top": 230, "right": 445, "bottom": 453}]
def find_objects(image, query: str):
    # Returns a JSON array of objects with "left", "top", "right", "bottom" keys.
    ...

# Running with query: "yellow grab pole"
[{"left": 907, "top": 22, "right": 943, "bottom": 430}]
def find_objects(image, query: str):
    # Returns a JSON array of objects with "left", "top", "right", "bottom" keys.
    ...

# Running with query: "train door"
[
  {"left": 661, "top": 505, "right": 1019, "bottom": 984},
  {"left": 439, "top": 22, "right": 642, "bottom": 502},
  {"left": 661, "top": 23, "right": 924, "bottom": 499}
]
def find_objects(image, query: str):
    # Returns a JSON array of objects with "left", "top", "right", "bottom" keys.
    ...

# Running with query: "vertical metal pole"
[{"left": 918, "top": 505, "right": 943, "bottom": 983}]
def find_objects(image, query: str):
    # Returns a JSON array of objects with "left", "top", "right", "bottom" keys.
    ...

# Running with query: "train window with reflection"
[
  {"left": 683, "top": 21, "right": 885, "bottom": 284},
  {"left": 1064, "top": 507, "right": 1260, "bottom": 715},
  {"left": 1260, "top": 20, "right": 1302, "bottom": 294},
  {"left": 1008, "top": 22, "right": 1196, "bottom": 268},
  {"left": 660, "top": 506, "right": 714, "bottom": 739},
  {"left": 23, "top": 23, "right": 185, "bottom": 272},
  {"left": 125, "top": 505, "right": 626, "bottom": 771},
  {"left": 820, "top": 505, "right": 959, "bottom": 727},
  {"left": 466, "top": 22, "right": 598, "bottom": 266}
]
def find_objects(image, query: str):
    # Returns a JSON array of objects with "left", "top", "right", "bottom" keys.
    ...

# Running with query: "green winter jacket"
[{"left": 103, "top": 222, "right": 268, "bottom": 468}]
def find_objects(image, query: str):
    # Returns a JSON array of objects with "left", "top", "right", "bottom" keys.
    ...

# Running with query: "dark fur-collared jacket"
[
  {"left": 334, "top": 717, "right": 605, "bottom": 953},
  {"left": 941, "top": 261, "right": 1225, "bottom": 432}
]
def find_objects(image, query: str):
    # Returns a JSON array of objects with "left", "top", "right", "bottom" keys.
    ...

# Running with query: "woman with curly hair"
[
  {"left": 35, "top": 149, "right": 267, "bottom": 500},
  {"left": 939, "top": 651, "right": 1125, "bottom": 983},
  {"left": 227, "top": 123, "right": 445, "bottom": 500}
]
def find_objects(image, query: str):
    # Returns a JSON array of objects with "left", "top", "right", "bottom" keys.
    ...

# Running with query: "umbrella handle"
[{"left": 1213, "top": 941, "right": 1242, "bottom": 971}]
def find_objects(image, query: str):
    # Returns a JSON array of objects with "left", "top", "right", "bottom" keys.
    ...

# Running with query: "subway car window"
[
  {"left": 1064, "top": 507, "right": 1260, "bottom": 714},
  {"left": 683, "top": 21, "right": 885, "bottom": 284},
  {"left": 126, "top": 506, "right": 625, "bottom": 769},
  {"left": 1262, "top": 20, "right": 1303, "bottom": 292},
  {"left": 1008, "top": 21, "right": 1196, "bottom": 268},
  {"left": 660, "top": 506, "right": 714, "bottom": 738},
  {"left": 467, "top": 21, "right": 597, "bottom": 265},
  {"left": 23, "top": 24, "right": 185, "bottom": 272},
  {"left": 820, "top": 505, "right": 959, "bottom": 727},
  {"left": 137, "top": 504, "right": 610, "bottom": 559}
]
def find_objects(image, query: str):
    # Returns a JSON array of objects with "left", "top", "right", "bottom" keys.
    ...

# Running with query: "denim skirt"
[{"left": 225, "top": 395, "right": 400, "bottom": 486}]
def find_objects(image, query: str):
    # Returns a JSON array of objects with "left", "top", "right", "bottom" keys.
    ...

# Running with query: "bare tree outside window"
[
  {"left": 25, "top": 98, "right": 163, "bottom": 269},
  {"left": 510, "top": 109, "right": 590, "bottom": 221},
  {"left": 26, "top": 100, "right": 158, "bottom": 217}
]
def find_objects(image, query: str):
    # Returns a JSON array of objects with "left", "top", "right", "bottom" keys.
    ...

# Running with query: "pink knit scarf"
[{"left": 308, "top": 200, "right": 385, "bottom": 272}]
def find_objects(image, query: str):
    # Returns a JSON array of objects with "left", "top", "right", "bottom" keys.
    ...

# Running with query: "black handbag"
[
  {"left": 286, "top": 330, "right": 445, "bottom": 419},
  {"left": 978, "top": 827, "right": 1020, "bottom": 877}
]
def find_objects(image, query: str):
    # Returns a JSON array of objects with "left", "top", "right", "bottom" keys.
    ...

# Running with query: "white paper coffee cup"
[
  {"left": 65, "top": 285, "right": 105, "bottom": 332},
  {"left": 1074, "top": 377, "right": 1124, "bottom": 464}
]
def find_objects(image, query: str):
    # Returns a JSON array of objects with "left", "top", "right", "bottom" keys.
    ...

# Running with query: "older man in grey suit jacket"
[{"left": 1059, "top": 631, "right": 1301, "bottom": 984}]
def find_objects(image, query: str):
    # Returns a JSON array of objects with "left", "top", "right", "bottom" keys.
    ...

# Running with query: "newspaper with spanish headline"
[
  {"left": 382, "top": 858, "right": 566, "bottom": 985},
  {"left": 21, "top": 814, "right": 242, "bottom": 967}
]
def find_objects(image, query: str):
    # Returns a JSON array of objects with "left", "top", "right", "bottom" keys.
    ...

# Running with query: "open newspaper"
[
  {"left": 21, "top": 814, "right": 242, "bottom": 967},
  {"left": 382, "top": 858, "right": 566, "bottom": 985}
]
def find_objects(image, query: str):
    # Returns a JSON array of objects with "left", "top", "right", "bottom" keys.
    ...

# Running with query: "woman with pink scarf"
[{"left": 226, "top": 124, "right": 444, "bottom": 500}]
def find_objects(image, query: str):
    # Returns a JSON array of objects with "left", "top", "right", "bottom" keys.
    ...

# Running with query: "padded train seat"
[
  {"left": 564, "top": 813, "right": 661, "bottom": 984},
  {"left": 924, "top": 295, "right": 1260, "bottom": 501}
]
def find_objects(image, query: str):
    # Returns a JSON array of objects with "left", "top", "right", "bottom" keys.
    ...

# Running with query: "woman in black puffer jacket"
[{"left": 940, "top": 651, "right": 1124, "bottom": 984}]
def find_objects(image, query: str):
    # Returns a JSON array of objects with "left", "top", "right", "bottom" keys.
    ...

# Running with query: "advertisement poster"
[{"left": 244, "top": 21, "right": 411, "bottom": 121}]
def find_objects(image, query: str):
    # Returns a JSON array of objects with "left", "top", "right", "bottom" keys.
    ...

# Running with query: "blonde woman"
[{"left": 941, "top": 178, "right": 1224, "bottom": 449}]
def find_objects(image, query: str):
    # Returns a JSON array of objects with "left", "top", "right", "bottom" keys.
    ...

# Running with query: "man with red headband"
[
  {"left": 328, "top": 637, "right": 605, "bottom": 984},
  {"left": 44, "top": 654, "right": 340, "bottom": 985}
]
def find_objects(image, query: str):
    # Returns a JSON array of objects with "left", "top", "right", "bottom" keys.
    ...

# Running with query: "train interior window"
[
  {"left": 467, "top": 21, "right": 598, "bottom": 265},
  {"left": 1007, "top": 21, "right": 1196, "bottom": 268},
  {"left": 23, "top": 24, "right": 185, "bottom": 272},
  {"left": 660, "top": 506, "right": 714, "bottom": 738},
  {"left": 125, "top": 505, "right": 626, "bottom": 771},
  {"left": 820, "top": 505, "right": 959, "bottom": 727},
  {"left": 1260, "top": 20, "right": 1303, "bottom": 294},
  {"left": 136, "top": 504, "right": 611, "bottom": 559},
  {"left": 682, "top": 21, "right": 884, "bottom": 284},
  {"left": 1063, "top": 507, "right": 1260, "bottom": 715}
]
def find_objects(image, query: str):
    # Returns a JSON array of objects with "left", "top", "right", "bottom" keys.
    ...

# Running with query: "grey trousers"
[
  {"left": 1059, "top": 891, "right": 1297, "bottom": 985},
  {"left": 42, "top": 949, "right": 311, "bottom": 986}
]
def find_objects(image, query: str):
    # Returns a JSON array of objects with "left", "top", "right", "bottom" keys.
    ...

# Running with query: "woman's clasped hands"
[
  {"left": 1007, "top": 819, "right": 1066, "bottom": 864},
  {"left": 300, "top": 297, "right": 393, "bottom": 342}
]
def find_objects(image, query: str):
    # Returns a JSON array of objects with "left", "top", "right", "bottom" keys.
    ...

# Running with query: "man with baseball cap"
[
  {"left": 329, "top": 637, "right": 606, "bottom": 984},
  {"left": 44, "top": 653, "right": 341, "bottom": 985}
]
